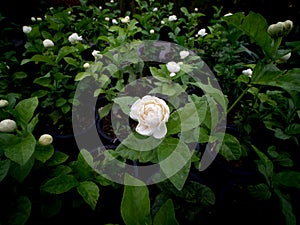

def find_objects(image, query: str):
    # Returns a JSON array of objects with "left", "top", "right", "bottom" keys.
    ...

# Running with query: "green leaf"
[
  {"left": 223, "top": 12, "right": 273, "bottom": 57},
  {"left": 274, "top": 171, "right": 300, "bottom": 189},
  {"left": 64, "top": 57, "right": 80, "bottom": 67},
  {"left": 248, "top": 183, "right": 272, "bottom": 200},
  {"left": 275, "top": 189, "right": 296, "bottom": 225},
  {"left": 46, "top": 151, "right": 69, "bottom": 166},
  {"left": 15, "top": 97, "right": 38, "bottom": 129},
  {"left": 77, "top": 181, "right": 100, "bottom": 210},
  {"left": 56, "top": 46, "right": 77, "bottom": 63},
  {"left": 29, "top": 54, "right": 56, "bottom": 65},
  {"left": 121, "top": 174, "right": 151, "bottom": 225},
  {"left": 0, "top": 159, "right": 10, "bottom": 182},
  {"left": 9, "top": 156, "right": 35, "bottom": 182},
  {"left": 41, "top": 174, "right": 79, "bottom": 194},
  {"left": 7, "top": 196, "right": 31, "bottom": 225},
  {"left": 98, "top": 103, "right": 113, "bottom": 119},
  {"left": 219, "top": 133, "right": 242, "bottom": 161},
  {"left": 153, "top": 199, "right": 179, "bottom": 225},
  {"left": 158, "top": 137, "right": 192, "bottom": 190},
  {"left": 113, "top": 96, "right": 139, "bottom": 115},
  {"left": 4, "top": 133, "right": 36, "bottom": 165},
  {"left": 34, "top": 145, "right": 54, "bottom": 163}
]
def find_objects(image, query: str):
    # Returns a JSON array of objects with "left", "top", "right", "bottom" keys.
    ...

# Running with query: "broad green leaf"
[
  {"left": 113, "top": 96, "right": 139, "bottom": 115},
  {"left": 274, "top": 171, "right": 300, "bottom": 189},
  {"left": 77, "top": 181, "right": 100, "bottom": 210},
  {"left": 64, "top": 57, "right": 79, "bottom": 67},
  {"left": 219, "top": 133, "right": 242, "bottom": 161},
  {"left": 15, "top": 97, "right": 38, "bottom": 129},
  {"left": 0, "top": 159, "right": 10, "bottom": 182},
  {"left": 33, "top": 75, "right": 52, "bottom": 89},
  {"left": 46, "top": 151, "right": 69, "bottom": 166},
  {"left": 153, "top": 199, "right": 179, "bottom": 225},
  {"left": 248, "top": 183, "right": 272, "bottom": 200},
  {"left": 51, "top": 165, "right": 72, "bottom": 177},
  {"left": 158, "top": 137, "right": 192, "bottom": 190},
  {"left": 56, "top": 46, "right": 77, "bottom": 63},
  {"left": 121, "top": 174, "right": 151, "bottom": 225},
  {"left": 7, "top": 196, "right": 31, "bottom": 225},
  {"left": 41, "top": 174, "right": 79, "bottom": 194},
  {"left": 9, "top": 156, "right": 35, "bottom": 182},
  {"left": 150, "top": 83, "right": 184, "bottom": 96},
  {"left": 98, "top": 103, "right": 113, "bottom": 119},
  {"left": 251, "top": 144, "right": 273, "bottom": 186},
  {"left": 223, "top": 12, "right": 273, "bottom": 57},
  {"left": 4, "top": 133, "right": 36, "bottom": 165},
  {"left": 34, "top": 145, "right": 54, "bottom": 163},
  {"left": 275, "top": 189, "right": 296, "bottom": 225},
  {"left": 29, "top": 54, "right": 56, "bottom": 65}
]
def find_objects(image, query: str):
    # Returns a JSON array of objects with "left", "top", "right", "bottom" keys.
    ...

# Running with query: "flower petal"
[
  {"left": 152, "top": 123, "right": 167, "bottom": 139},
  {"left": 136, "top": 123, "right": 153, "bottom": 136}
]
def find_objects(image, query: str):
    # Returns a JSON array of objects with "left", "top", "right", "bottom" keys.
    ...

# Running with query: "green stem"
[
  {"left": 272, "top": 36, "right": 283, "bottom": 58},
  {"left": 227, "top": 86, "right": 250, "bottom": 114}
]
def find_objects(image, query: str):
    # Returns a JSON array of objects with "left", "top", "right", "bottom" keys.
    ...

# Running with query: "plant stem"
[
  {"left": 227, "top": 86, "right": 250, "bottom": 114},
  {"left": 272, "top": 36, "right": 282, "bottom": 58}
]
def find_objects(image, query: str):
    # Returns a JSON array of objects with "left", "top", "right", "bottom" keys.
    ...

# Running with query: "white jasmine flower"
[
  {"left": 112, "top": 19, "right": 118, "bottom": 24},
  {"left": 198, "top": 28, "right": 207, "bottom": 37},
  {"left": 166, "top": 61, "right": 181, "bottom": 77},
  {"left": 43, "top": 39, "right": 54, "bottom": 48},
  {"left": 150, "top": 29, "right": 155, "bottom": 34},
  {"left": 180, "top": 50, "right": 189, "bottom": 59},
  {"left": 0, "top": 100, "right": 9, "bottom": 108},
  {"left": 92, "top": 50, "right": 103, "bottom": 59},
  {"left": 161, "top": 20, "right": 165, "bottom": 25},
  {"left": 242, "top": 68, "right": 253, "bottom": 78},
  {"left": 121, "top": 16, "right": 130, "bottom": 23},
  {"left": 22, "top": 26, "right": 32, "bottom": 34},
  {"left": 130, "top": 95, "right": 170, "bottom": 139},
  {"left": 168, "top": 15, "right": 177, "bottom": 22},
  {"left": 83, "top": 62, "right": 90, "bottom": 69},
  {"left": 31, "top": 17, "right": 36, "bottom": 22},
  {"left": 38, "top": 134, "right": 53, "bottom": 146},
  {"left": 105, "top": 17, "right": 110, "bottom": 21},
  {"left": 68, "top": 33, "right": 83, "bottom": 43},
  {"left": 0, "top": 119, "right": 17, "bottom": 132},
  {"left": 195, "top": 8, "right": 198, "bottom": 12},
  {"left": 153, "top": 7, "right": 158, "bottom": 12},
  {"left": 224, "top": 13, "right": 233, "bottom": 17}
]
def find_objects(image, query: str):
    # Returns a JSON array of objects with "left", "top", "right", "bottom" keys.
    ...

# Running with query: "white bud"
[
  {"left": 31, "top": 17, "right": 36, "bottom": 22},
  {"left": 22, "top": 26, "right": 32, "bottom": 34},
  {"left": 195, "top": 8, "right": 198, "bottom": 12},
  {"left": 83, "top": 62, "right": 90, "bottom": 69},
  {"left": 0, "top": 119, "right": 17, "bottom": 132},
  {"left": 150, "top": 29, "right": 155, "bottom": 34},
  {"left": 105, "top": 17, "right": 110, "bottom": 21},
  {"left": 43, "top": 39, "right": 54, "bottom": 48},
  {"left": 38, "top": 134, "right": 53, "bottom": 146},
  {"left": 153, "top": 7, "right": 158, "bottom": 12},
  {"left": 0, "top": 100, "right": 9, "bottom": 108}
]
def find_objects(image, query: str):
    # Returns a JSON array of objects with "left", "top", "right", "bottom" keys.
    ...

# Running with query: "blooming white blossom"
[
  {"left": 180, "top": 50, "right": 189, "bottom": 59},
  {"left": 242, "top": 68, "right": 253, "bottom": 78},
  {"left": 0, "top": 119, "right": 17, "bottom": 132},
  {"left": 92, "top": 50, "right": 103, "bottom": 59},
  {"left": 0, "top": 100, "right": 9, "bottom": 108},
  {"left": 198, "top": 28, "right": 207, "bottom": 37},
  {"left": 224, "top": 13, "right": 233, "bottom": 17},
  {"left": 166, "top": 61, "right": 181, "bottom": 77},
  {"left": 150, "top": 29, "right": 155, "bottom": 34},
  {"left": 43, "top": 39, "right": 54, "bottom": 48},
  {"left": 153, "top": 7, "right": 158, "bottom": 12},
  {"left": 130, "top": 95, "right": 170, "bottom": 139},
  {"left": 31, "top": 17, "right": 36, "bottom": 22},
  {"left": 168, "top": 15, "right": 177, "bottom": 22},
  {"left": 22, "top": 26, "right": 32, "bottom": 34},
  {"left": 83, "top": 63, "right": 90, "bottom": 69},
  {"left": 112, "top": 19, "right": 118, "bottom": 24},
  {"left": 121, "top": 16, "right": 130, "bottom": 23},
  {"left": 105, "top": 17, "right": 110, "bottom": 21},
  {"left": 68, "top": 33, "right": 83, "bottom": 43},
  {"left": 38, "top": 134, "right": 53, "bottom": 146}
]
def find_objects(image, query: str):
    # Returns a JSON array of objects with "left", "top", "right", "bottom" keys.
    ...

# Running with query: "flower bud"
[
  {"left": 0, "top": 99, "right": 9, "bottom": 108},
  {"left": 0, "top": 119, "right": 17, "bottom": 132},
  {"left": 38, "top": 134, "right": 53, "bottom": 146},
  {"left": 283, "top": 20, "right": 293, "bottom": 35},
  {"left": 43, "top": 39, "right": 54, "bottom": 48},
  {"left": 22, "top": 26, "right": 32, "bottom": 34},
  {"left": 277, "top": 52, "right": 292, "bottom": 63},
  {"left": 83, "top": 62, "right": 90, "bottom": 69},
  {"left": 267, "top": 22, "right": 284, "bottom": 37}
]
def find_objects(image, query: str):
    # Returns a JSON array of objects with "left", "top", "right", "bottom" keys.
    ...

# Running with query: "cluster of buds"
[{"left": 267, "top": 20, "right": 293, "bottom": 38}]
